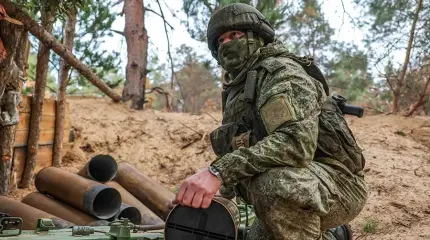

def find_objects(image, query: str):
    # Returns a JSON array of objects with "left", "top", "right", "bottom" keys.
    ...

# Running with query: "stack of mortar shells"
[{"left": 0, "top": 154, "right": 175, "bottom": 230}]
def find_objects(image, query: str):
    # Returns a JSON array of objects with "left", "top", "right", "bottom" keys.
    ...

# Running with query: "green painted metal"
[
  {"left": 1, "top": 218, "right": 164, "bottom": 240},
  {"left": 1, "top": 203, "right": 256, "bottom": 240}
]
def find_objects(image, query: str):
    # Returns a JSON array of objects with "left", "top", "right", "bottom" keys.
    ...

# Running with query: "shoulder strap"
[
  {"left": 280, "top": 53, "right": 330, "bottom": 96},
  {"left": 242, "top": 70, "right": 258, "bottom": 128},
  {"left": 221, "top": 87, "right": 230, "bottom": 113}
]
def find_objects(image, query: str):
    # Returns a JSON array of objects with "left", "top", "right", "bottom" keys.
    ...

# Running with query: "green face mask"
[{"left": 218, "top": 37, "right": 250, "bottom": 76}]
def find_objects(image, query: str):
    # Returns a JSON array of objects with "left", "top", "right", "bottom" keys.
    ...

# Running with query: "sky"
[{"left": 102, "top": 0, "right": 398, "bottom": 81}]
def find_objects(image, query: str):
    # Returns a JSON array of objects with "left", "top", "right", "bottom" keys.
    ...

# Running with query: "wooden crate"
[{"left": 9, "top": 96, "right": 72, "bottom": 190}]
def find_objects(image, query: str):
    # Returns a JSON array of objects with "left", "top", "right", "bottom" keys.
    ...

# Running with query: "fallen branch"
[
  {"left": 180, "top": 138, "right": 200, "bottom": 149},
  {"left": 0, "top": 0, "right": 122, "bottom": 102},
  {"left": 179, "top": 121, "right": 203, "bottom": 137},
  {"left": 204, "top": 112, "right": 220, "bottom": 123},
  {"left": 406, "top": 76, "right": 430, "bottom": 117}
]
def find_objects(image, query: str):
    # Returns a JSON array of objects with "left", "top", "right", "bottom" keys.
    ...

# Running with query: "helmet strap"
[{"left": 247, "top": 30, "right": 257, "bottom": 57}]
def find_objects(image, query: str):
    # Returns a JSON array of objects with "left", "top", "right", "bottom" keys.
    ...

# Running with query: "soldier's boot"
[{"left": 327, "top": 224, "right": 353, "bottom": 240}]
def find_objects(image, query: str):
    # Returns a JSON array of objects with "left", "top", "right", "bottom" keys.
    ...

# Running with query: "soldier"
[{"left": 173, "top": 3, "right": 367, "bottom": 240}]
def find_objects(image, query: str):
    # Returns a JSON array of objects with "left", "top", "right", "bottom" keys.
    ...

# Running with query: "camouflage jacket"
[{"left": 210, "top": 41, "right": 327, "bottom": 189}]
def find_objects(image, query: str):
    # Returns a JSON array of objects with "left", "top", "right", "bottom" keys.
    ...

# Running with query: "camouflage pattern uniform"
[{"left": 207, "top": 3, "right": 367, "bottom": 240}]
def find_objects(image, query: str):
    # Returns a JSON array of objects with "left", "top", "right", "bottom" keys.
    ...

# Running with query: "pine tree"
[
  {"left": 182, "top": 0, "right": 289, "bottom": 42},
  {"left": 354, "top": 0, "right": 428, "bottom": 113}
]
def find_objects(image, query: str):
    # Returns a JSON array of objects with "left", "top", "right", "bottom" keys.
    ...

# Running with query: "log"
[
  {"left": 20, "top": 6, "right": 54, "bottom": 188},
  {"left": 53, "top": 9, "right": 76, "bottom": 167},
  {"left": 0, "top": 0, "right": 122, "bottom": 102}
]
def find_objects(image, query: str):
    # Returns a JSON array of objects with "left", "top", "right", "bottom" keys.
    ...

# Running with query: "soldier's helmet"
[{"left": 206, "top": 3, "right": 275, "bottom": 60}]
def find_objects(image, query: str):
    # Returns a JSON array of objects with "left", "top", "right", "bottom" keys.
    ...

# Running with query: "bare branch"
[
  {"left": 113, "top": 0, "right": 124, "bottom": 7},
  {"left": 111, "top": 29, "right": 125, "bottom": 36},
  {"left": 394, "top": 0, "right": 423, "bottom": 113},
  {"left": 161, "top": 0, "right": 179, "bottom": 19},
  {"left": 49, "top": 58, "right": 59, "bottom": 72},
  {"left": 46, "top": 84, "right": 57, "bottom": 93},
  {"left": 145, "top": 7, "right": 174, "bottom": 30},
  {"left": 340, "top": 0, "right": 357, "bottom": 26},
  {"left": 145, "top": 87, "right": 171, "bottom": 110},
  {"left": 67, "top": 68, "right": 73, "bottom": 85},
  {"left": 385, "top": 73, "right": 395, "bottom": 92},
  {"left": 155, "top": 0, "right": 174, "bottom": 88}
]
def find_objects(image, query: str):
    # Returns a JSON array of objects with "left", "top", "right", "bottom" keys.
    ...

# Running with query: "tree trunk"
[
  {"left": 122, "top": 0, "right": 147, "bottom": 110},
  {"left": 0, "top": 20, "right": 27, "bottom": 195},
  {"left": 52, "top": 10, "right": 76, "bottom": 167},
  {"left": 0, "top": 0, "right": 122, "bottom": 102},
  {"left": 393, "top": 0, "right": 423, "bottom": 113},
  {"left": 20, "top": 6, "right": 54, "bottom": 188}
]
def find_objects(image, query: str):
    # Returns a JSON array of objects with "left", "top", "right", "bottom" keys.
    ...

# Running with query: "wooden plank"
[
  {"left": 14, "top": 128, "right": 71, "bottom": 147},
  {"left": 19, "top": 96, "right": 56, "bottom": 115},
  {"left": 19, "top": 96, "right": 70, "bottom": 116},
  {"left": 9, "top": 143, "right": 72, "bottom": 190},
  {"left": 14, "top": 97, "right": 71, "bottom": 147},
  {"left": 16, "top": 113, "right": 71, "bottom": 131}
]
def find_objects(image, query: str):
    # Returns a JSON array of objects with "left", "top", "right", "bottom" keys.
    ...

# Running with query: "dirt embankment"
[
  {"left": 346, "top": 115, "right": 430, "bottom": 239},
  {"left": 64, "top": 98, "right": 221, "bottom": 190},
  {"left": 9, "top": 98, "right": 430, "bottom": 239}
]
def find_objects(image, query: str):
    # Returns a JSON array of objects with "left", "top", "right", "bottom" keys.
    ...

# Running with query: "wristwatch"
[{"left": 208, "top": 165, "right": 223, "bottom": 184}]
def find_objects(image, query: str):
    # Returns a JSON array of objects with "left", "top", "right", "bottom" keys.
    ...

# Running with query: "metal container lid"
[{"left": 165, "top": 197, "right": 239, "bottom": 240}]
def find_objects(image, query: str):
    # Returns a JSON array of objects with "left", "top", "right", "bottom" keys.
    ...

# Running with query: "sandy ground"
[{"left": 8, "top": 97, "right": 430, "bottom": 239}]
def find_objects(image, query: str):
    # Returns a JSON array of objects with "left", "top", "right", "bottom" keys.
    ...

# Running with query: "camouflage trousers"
[{"left": 236, "top": 161, "right": 367, "bottom": 240}]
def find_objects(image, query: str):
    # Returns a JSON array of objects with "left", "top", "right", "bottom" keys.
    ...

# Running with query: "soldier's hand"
[{"left": 173, "top": 168, "right": 222, "bottom": 209}]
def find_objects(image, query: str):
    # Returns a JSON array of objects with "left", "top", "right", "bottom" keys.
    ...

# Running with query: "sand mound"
[
  {"left": 66, "top": 98, "right": 221, "bottom": 190},
  {"left": 345, "top": 115, "right": 430, "bottom": 239}
]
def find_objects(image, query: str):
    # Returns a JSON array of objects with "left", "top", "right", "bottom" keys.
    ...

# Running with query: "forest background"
[{"left": 18, "top": 0, "right": 430, "bottom": 116}]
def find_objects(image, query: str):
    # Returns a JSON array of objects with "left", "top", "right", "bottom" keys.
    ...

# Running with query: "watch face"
[{"left": 210, "top": 166, "right": 221, "bottom": 178}]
